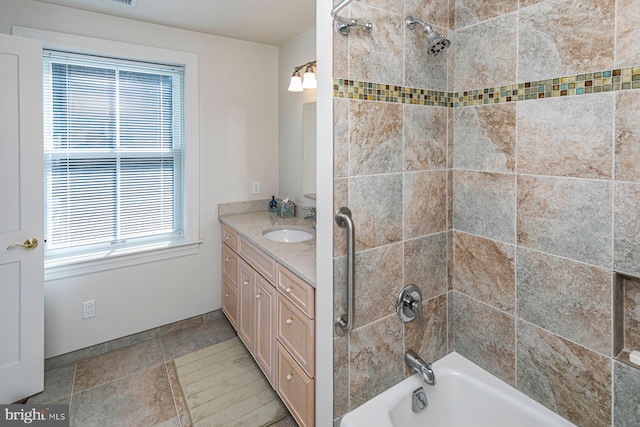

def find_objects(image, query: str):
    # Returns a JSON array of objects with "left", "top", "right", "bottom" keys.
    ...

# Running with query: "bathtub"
[{"left": 340, "top": 352, "right": 576, "bottom": 427}]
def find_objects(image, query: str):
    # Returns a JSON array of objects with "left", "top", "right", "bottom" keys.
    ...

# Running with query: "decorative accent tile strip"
[
  {"left": 333, "top": 66, "right": 640, "bottom": 107},
  {"left": 333, "top": 79, "right": 452, "bottom": 107}
]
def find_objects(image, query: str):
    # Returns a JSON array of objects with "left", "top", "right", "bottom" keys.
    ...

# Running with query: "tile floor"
[{"left": 27, "top": 311, "right": 298, "bottom": 427}]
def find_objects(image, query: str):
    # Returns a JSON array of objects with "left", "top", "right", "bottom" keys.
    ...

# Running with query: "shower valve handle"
[{"left": 397, "top": 284, "right": 423, "bottom": 326}]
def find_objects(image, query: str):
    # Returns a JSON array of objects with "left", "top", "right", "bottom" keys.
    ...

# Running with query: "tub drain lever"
[{"left": 412, "top": 387, "right": 428, "bottom": 413}]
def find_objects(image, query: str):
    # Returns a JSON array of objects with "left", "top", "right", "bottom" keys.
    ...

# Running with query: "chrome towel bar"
[{"left": 335, "top": 207, "right": 355, "bottom": 335}]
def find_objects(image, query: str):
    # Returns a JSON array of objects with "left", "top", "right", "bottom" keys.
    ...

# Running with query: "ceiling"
[{"left": 34, "top": 0, "right": 316, "bottom": 46}]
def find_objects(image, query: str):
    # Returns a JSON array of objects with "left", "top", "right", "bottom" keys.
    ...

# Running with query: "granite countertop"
[{"left": 219, "top": 211, "right": 316, "bottom": 287}]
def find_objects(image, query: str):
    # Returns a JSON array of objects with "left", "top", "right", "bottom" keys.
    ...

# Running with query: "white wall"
[
  {"left": 0, "top": 0, "right": 280, "bottom": 357},
  {"left": 278, "top": 28, "right": 316, "bottom": 206}
]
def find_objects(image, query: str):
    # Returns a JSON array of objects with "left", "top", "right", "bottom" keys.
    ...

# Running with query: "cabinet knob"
[
  {"left": 256, "top": 292, "right": 262, "bottom": 299},
  {"left": 224, "top": 235, "right": 230, "bottom": 240},
  {"left": 225, "top": 256, "right": 230, "bottom": 262},
  {"left": 286, "top": 316, "right": 294, "bottom": 324},
  {"left": 244, "top": 280, "right": 250, "bottom": 286},
  {"left": 285, "top": 286, "right": 293, "bottom": 293},
  {"left": 225, "top": 292, "right": 230, "bottom": 297},
  {"left": 286, "top": 372, "right": 295, "bottom": 381}
]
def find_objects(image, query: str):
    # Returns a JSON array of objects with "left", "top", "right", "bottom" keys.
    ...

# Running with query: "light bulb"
[
  {"left": 288, "top": 74, "right": 303, "bottom": 92},
  {"left": 302, "top": 68, "right": 317, "bottom": 89}
]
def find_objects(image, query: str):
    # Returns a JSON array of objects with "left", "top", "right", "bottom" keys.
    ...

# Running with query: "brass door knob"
[{"left": 7, "top": 238, "right": 38, "bottom": 250}]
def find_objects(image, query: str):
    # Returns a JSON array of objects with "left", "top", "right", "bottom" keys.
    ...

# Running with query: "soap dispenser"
[{"left": 269, "top": 196, "right": 277, "bottom": 212}]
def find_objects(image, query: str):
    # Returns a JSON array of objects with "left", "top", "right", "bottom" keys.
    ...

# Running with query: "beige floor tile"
[
  {"left": 74, "top": 338, "right": 164, "bottom": 393},
  {"left": 27, "top": 364, "right": 75, "bottom": 404},
  {"left": 159, "top": 316, "right": 236, "bottom": 360},
  {"left": 70, "top": 364, "right": 176, "bottom": 427},
  {"left": 47, "top": 311, "right": 293, "bottom": 427}
]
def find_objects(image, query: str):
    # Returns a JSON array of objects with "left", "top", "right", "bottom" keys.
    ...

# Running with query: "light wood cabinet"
[
  {"left": 277, "top": 342, "right": 315, "bottom": 427},
  {"left": 255, "top": 274, "right": 276, "bottom": 386},
  {"left": 238, "top": 259, "right": 255, "bottom": 352},
  {"left": 277, "top": 264, "right": 315, "bottom": 318},
  {"left": 221, "top": 276, "right": 238, "bottom": 329},
  {"left": 222, "top": 243, "right": 238, "bottom": 284},
  {"left": 277, "top": 293, "right": 315, "bottom": 377},
  {"left": 222, "top": 224, "right": 239, "bottom": 252},
  {"left": 239, "top": 235, "right": 276, "bottom": 283},
  {"left": 221, "top": 222, "right": 315, "bottom": 427}
]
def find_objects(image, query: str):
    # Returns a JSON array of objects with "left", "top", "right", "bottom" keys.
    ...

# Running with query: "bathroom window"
[
  {"left": 27, "top": 29, "right": 201, "bottom": 281},
  {"left": 44, "top": 50, "right": 184, "bottom": 254}
]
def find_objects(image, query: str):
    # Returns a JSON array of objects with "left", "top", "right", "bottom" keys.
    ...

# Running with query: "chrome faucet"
[
  {"left": 405, "top": 350, "right": 435, "bottom": 386},
  {"left": 302, "top": 206, "right": 316, "bottom": 228}
]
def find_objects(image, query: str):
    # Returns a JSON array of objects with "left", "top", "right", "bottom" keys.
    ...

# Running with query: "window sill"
[{"left": 44, "top": 239, "right": 202, "bottom": 282}]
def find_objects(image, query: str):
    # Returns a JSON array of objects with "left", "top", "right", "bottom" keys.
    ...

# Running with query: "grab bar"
[
  {"left": 335, "top": 207, "right": 355, "bottom": 335},
  {"left": 331, "top": 0, "right": 373, "bottom": 36}
]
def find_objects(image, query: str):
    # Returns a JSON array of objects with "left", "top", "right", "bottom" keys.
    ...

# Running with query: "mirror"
[{"left": 302, "top": 102, "right": 317, "bottom": 200}]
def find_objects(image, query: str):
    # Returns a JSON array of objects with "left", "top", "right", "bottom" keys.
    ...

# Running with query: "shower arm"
[
  {"left": 405, "top": 16, "right": 433, "bottom": 33},
  {"left": 331, "top": 0, "right": 372, "bottom": 35}
]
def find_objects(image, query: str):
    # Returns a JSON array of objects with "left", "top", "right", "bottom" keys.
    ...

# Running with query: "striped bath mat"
[{"left": 174, "top": 337, "right": 288, "bottom": 427}]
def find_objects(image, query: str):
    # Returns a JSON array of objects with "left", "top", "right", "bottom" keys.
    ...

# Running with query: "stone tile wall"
[
  {"left": 332, "top": 0, "right": 640, "bottom": 425},
  {"left": 451, "top": 1, "right": 640, "bottom": 425},
  {"left": 331, "top": 0, "right": 452, "bottom": 420}
]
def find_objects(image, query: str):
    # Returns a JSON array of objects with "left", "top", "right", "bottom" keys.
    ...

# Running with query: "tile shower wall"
[
  {"left": 332, "top": 0, "right": 640, "bottom": 426},
  {"left": 451, "top": 1, "right": 640, "bottom": 426},
  {"left": 332, "top": 0, "right": 452, "bottom": 421}
]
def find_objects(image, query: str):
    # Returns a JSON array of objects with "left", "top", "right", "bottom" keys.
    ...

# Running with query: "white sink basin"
[{"left": 262, "top": 226, "right": 314, "bottom": 243}]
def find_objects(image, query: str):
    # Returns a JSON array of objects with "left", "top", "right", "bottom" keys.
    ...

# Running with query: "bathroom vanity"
[{"left": 219, "top": 210, "right": 316, "bottom": 427}]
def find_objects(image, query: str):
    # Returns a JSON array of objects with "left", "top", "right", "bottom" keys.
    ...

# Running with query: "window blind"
[{"left": 43, "top": 50, "right": 185, "bottom": 257}]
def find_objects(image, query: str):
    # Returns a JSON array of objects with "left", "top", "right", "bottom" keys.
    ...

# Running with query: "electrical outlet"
[
  {"left": 251, "top": 181, "right": 260, "bottom": 195},
  {"left": 83, "top": 300, "right": 96, "bottom": 319}
]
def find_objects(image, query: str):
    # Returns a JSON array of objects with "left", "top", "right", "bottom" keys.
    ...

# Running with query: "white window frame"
[{"left": 13, "top": 26, "right": 201, "bottom": 281}]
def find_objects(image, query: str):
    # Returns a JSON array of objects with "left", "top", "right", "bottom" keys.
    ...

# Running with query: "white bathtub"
[{"left": 341, "top": 352, "right": 576, "bottom": 427}]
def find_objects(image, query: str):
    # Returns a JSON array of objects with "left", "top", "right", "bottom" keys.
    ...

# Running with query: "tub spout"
[{"left": 405, "top": 350, "right": 436, "bottom": 386}]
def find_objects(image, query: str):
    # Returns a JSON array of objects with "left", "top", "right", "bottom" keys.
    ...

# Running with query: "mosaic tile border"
[
  {"left": 332, "top": 79, "right": 452, "bottom": 106},
  {"left": 333, "top": 66, "right": 640, "bottom": 107}
]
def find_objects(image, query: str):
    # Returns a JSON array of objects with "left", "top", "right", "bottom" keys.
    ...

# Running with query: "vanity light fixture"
[
  {"left": 288, "top": 70, "right": 304, "bottom": 92},
  {"left": 288, "top": 61, "right": 316, "bottom": 92},
  {"left": 302, "top": 64, "right": 317, "bottom": 89}
]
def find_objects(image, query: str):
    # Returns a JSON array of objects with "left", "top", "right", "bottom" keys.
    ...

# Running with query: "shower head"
[
  {"left": 426, "top": 34, "right": 450, "bottom": 56},
  {"left": 405, "top": 16, "right": 451, "bottom": 55}
]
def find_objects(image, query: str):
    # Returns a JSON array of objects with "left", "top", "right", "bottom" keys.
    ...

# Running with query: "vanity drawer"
[
  {"left": 277, "top": 293, "right": 315, "bottom": 377},
  {"left": 221, "top": 276, "right": 238, "bottom": 330},
  {"left": 222, "top": 243, "right": 238, "bottom": 286},
  {"left": 277, "top": 264, "right": 315, "bottom": 318},
  {"left": 239, "top": 235, "right": 276, "bottom": 283},
  {"left": 222, "top": 224, "right": 239, "bottom": 252},
  {"left": 277, "top": 342, "right": 314, "bottom": 427}
]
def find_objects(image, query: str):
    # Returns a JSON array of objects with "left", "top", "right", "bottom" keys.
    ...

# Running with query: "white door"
[{"left": 0, "top": 33, "right": 44, "bottom": 404}]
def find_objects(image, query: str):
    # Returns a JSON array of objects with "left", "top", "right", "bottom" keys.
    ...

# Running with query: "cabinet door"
[
  {"left": 277, "top": 343, "right": 315, "bottom": 427},
  {"left": 221, "top": 276, "right": 238, "bottom": 330},
  {"left": 238, "top": 259, "right": 255, "bottom": 352},
  {"left": 277, "top": 294, "right": 315, "bottom": 377},
  {"left": 255, "top": 275, "right": 276, "bottom": 386},
  {"left": 222, "top": 243, "right": 238, "bottom": 287}
]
